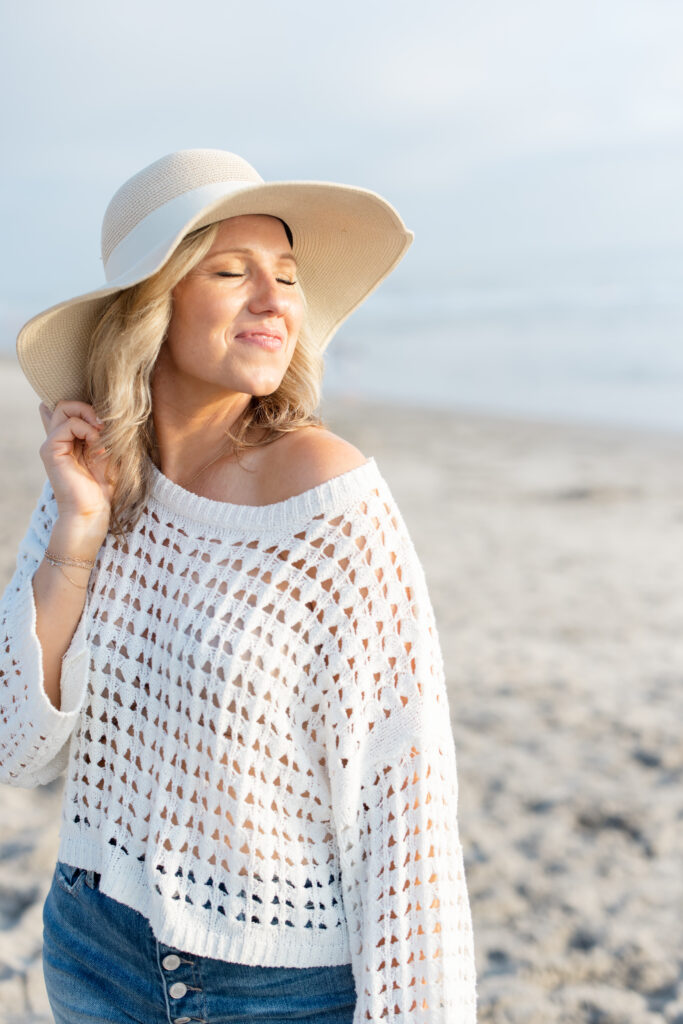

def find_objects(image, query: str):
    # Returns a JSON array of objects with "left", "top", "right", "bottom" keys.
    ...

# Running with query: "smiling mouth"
[{"left": 235, "top": 332, "right": 284, "bottom": 351}]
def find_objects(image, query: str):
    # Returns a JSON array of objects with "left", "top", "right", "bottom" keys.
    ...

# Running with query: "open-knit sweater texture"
[{"left": 0, "top": 456, "right": 476, "bottom": 1022}]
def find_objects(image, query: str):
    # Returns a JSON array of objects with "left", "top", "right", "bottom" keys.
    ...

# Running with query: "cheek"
[
  {"left": 167, "top": 285, "right": 198, "bottom": 345},
  {"left": 288, "top": 295, "right": 305, "bottom": 339},
  {"left": 168, "top": 289, "right": 234, "bottom": 348}
]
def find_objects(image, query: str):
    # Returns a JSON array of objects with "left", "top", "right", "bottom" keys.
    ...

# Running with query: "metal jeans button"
[
  {"left": 162, "top": 954, "right": 181, "bottom": 970},
  {"left": 169, "top": 981, "right": 188, "bottom": 999},
  {"left": 173, "top": 1018, "right": 191, "bottom": 1024}
]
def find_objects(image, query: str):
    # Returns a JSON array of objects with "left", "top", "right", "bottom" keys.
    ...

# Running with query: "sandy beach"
[{"left": 1, "top": 357, "right": 682, "bottom": 1023}]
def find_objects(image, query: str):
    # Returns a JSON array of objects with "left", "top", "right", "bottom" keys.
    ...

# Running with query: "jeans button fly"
[
  {"left": 169, "top": 981, "right": 188, "bottom": 999},
  {"left": 162, "top": 954, "right": 181, "bottom": 970}
]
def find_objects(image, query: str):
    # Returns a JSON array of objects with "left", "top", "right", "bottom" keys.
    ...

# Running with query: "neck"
[{"left": 150, "top": 366, "right": 254, "bottom": 487}]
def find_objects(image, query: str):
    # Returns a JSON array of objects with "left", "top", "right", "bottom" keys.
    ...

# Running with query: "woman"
[{"left": 1, "top": 149, "right": 476, "bottom": 1023}]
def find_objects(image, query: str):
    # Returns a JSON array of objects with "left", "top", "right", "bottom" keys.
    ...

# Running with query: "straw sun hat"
[{"left": 16, "top": 148, "right": 414, "bottom": 410}]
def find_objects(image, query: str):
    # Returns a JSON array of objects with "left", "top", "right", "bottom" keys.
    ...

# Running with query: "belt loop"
[{"left": 85, "top": 869, "right": 100, "bottom": 890}]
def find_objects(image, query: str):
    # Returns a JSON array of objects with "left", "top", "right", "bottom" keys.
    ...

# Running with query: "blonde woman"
[{"left": 1, "top": 149, "right": 476, "bottom": 1023}]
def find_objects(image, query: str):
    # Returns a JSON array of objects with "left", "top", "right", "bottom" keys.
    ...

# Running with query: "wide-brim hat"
[{"left": 16, "top": 148, "right": 414, "bottom": 410}]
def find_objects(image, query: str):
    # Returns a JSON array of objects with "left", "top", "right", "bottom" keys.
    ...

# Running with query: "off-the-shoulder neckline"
[{"left": 148, "top": 455, "right": 383, "bottom": 533}]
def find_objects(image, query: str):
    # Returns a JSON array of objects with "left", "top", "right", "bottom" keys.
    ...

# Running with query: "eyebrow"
[{"left": 206, "top": 247, "right": 297, "bottom": 265}]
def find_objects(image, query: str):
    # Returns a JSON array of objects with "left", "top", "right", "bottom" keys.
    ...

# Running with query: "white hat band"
[
  {"left": 104, "top": 180, "right": 256, "bottom": 282},
  {"left": 17, "top": 148, "right": 413, "bottom": 410}
]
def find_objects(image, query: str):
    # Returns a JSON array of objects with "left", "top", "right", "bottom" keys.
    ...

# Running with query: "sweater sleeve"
[
  {"left": 0, "top": 479, "right": 90, "bottom": 788},
  {"left": 321, "top": 486, "right": 477, "bottom": 1022}
]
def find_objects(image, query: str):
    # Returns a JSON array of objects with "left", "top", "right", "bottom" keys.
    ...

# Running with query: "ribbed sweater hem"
[{"left": 56, "top": 836, "right": 353, "bottom": 968}]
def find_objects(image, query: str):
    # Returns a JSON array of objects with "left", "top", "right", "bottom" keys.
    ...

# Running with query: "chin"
[
  {"left": 250, "top": 384, "right": 283, "bottom": 399},
  {"left": 243, "top": 373, "right": 287, "bottom": 398}
]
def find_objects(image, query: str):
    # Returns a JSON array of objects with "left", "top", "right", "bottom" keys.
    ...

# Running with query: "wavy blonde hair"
[{"left": 86, "top": 220, "right": 326, "bottom": 543}]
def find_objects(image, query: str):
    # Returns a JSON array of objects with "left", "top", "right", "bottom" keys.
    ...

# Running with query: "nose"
[{"left": 247, "top": 272, "right": 291, "bottom": 317}]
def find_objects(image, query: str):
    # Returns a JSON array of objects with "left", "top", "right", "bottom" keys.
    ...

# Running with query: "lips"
[{"left": 235, "top": 331, "right": 284, "bottom": 351}]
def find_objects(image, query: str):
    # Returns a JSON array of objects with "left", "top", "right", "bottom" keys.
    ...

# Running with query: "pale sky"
[{"left": 2, "top": 0, "right": 683, "bottom": 341}]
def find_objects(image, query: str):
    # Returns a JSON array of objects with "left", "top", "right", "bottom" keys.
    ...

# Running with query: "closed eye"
[{"left": 216, "top": 272, "right": 296, "bottom": 285}]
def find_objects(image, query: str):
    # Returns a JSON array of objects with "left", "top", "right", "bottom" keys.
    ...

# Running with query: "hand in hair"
[
  {"left": 38, "top": 400, "right": 114, "bottom": 550},
  {"left": 30, "top": 400, "right": 114, "bottom": 711}
]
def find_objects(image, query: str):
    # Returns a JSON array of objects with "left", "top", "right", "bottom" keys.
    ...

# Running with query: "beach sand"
[{"left": 1, "top": 358, "right": 682, "bottom": 1023}]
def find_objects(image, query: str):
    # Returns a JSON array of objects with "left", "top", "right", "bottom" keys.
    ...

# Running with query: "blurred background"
[
  {"left": 3, "top": 0, "right": 683, "bottom": 431},
  {"left": 2, "top": 3, "right": 683, "bottom": 1023}
]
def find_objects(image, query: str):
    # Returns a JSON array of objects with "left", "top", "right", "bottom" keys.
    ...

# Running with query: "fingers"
[
  {"left": 39, "top": 403, "right": 52, "bottom": 436},
  {"left": 37, "top": 401, "right": 114, "bottom": 519},
  {"left": 39, "top": 411, "right": 106, "bottom": 468},
  {"left": 39, "top": 400, "right": 105, "bottom": 450},
  {"left": 47, "top": 400, "right": 103, "bottom": 431},
  {"left": 44, "top": 416, "right": 102, "bottom": 450}
]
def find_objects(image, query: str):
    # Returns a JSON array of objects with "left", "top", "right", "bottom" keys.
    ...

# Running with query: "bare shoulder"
[{"left": 262, "top": 425, "right": 368, "bottom": 502}]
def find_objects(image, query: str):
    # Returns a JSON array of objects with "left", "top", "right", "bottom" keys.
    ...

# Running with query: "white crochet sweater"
[{"left": 0, "top": 457, "right": 476, "bottom": 1022}]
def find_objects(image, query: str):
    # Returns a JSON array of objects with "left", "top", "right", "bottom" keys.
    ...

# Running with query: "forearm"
[{"left": 32, "top": 517, "right": 105, "bottom": 711}]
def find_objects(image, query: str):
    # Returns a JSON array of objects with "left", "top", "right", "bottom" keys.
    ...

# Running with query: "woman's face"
[{"left": 159, "top": 215, "right": 304, "bottom": 404}]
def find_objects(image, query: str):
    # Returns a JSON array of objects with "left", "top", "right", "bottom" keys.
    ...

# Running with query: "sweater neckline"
[{"left": 148, "top": 455, "right": 381, "bottom": 533}]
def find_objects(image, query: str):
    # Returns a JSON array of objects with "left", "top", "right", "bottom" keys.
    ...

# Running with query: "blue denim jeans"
[{"left": 43, "top": 861, "right": 357, "bottom": 1024}]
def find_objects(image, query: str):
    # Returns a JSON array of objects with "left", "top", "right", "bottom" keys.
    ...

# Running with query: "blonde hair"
[{"left": 87, "top": 221, "right": 326, "bottom": 542}]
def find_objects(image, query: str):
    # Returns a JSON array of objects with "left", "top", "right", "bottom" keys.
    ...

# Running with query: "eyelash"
[{"left": 216, "top": 272, "right": 297, "bottom": 286}]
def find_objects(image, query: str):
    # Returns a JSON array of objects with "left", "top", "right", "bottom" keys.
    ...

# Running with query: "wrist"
[{"left": 50, "top": 514, "right": 109, "bottom": 562}]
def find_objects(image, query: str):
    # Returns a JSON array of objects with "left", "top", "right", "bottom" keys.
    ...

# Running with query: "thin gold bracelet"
[
  {"left": 54, "top": 564, "right": 90, "bottom": 590},
  {"left": 45, "top": 549, "right": 96, "bottom": 570}
]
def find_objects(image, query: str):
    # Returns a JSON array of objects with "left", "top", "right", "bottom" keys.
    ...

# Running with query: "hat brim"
[{"left": 17, "top": 180, "right": 413, "bottom": 410}]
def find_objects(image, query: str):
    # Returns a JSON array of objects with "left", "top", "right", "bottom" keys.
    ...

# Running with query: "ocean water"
[
  {"left": 323, "top": 276, "right": 683, "bottom": 434},
  {"left": 5, "top": 263, "right": 683, "bottom": 434}
]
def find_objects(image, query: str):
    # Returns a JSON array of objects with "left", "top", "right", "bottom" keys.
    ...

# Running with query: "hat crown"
[
  {"left": 101, "top": 149, "right": 263, "bottom": 264},
  {"left": 18, "top": 148, "right": 413, "bottom": 411}
]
